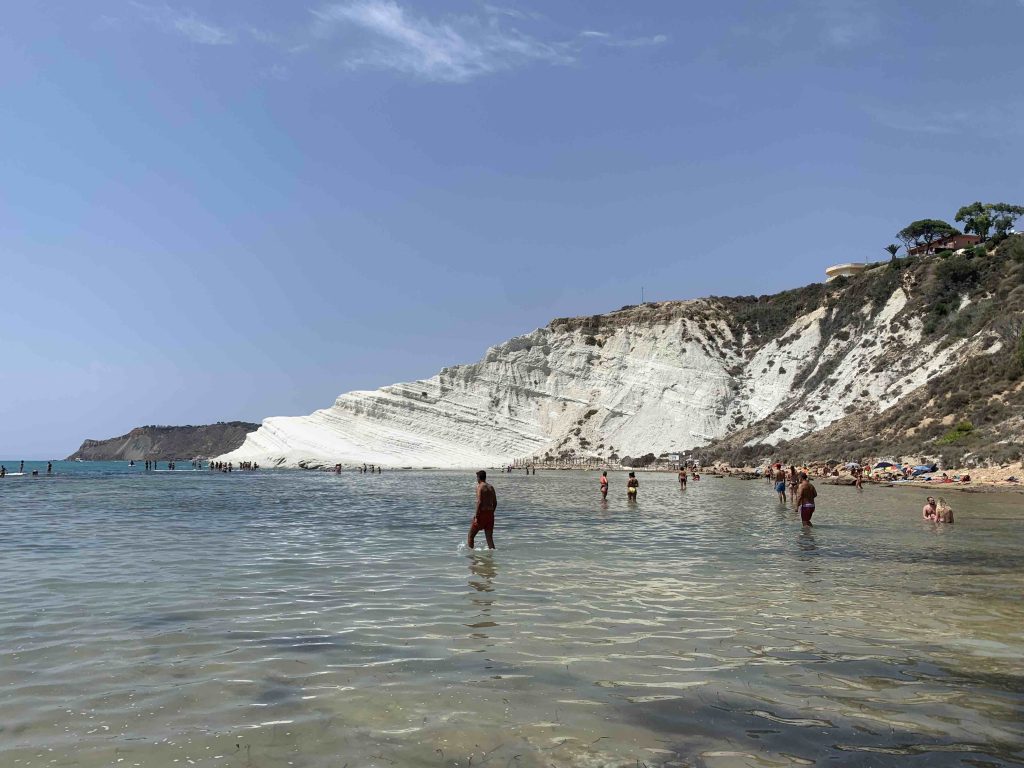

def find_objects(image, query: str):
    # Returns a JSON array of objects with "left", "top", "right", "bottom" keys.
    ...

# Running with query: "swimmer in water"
[
  {"left": 922, "top": 497, "right": 937, "bottom": 521},
  {"left": 795, "top": 472, "right": 817, "bottom": 526},
  {"left": 627, "top": 472, "right": 639, "bottom": 500},
  {"left": 935, "top": 497, "right": 954, "bottom": 524},
  {"left": 600, "top": 471, "right": 608, "bottom": 499},
  {"left": 468, "top": 470, "right": 497, "bottom": 549}
]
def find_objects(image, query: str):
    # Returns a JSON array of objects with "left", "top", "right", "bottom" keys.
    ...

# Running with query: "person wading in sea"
[
  {"left": 627, "top": 472, "right": 639, "bottom": 500},
  {"left": 678, "top": 468, "right": 687, "bottom": 489},
  {"left": 468, "top": 470, "right": 497, "bottom": 549},
  {"left": 600, "top": 471, "right": 609, "bottom": 499},
  {"left": 795, "top": 472, "right": 817, "bottom": 526},
  {"left": 774, "top": 464, "right": 787, "bottom": 503}
]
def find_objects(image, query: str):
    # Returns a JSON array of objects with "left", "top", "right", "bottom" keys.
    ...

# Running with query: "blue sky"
[{"left": 2, "top": 1, "right": 1022, "bottom": 458}]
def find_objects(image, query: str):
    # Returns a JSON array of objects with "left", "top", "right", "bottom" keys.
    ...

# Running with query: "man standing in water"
[
  {"left": 774, "top": 464, "right": 787, "bottom": 503},
  {"left": 795, "top": 472, "right": 817, "bottom": 526},
  {"left": 678, "top": 467, "right": 687, "bottom": 489},
  {"left": 600, "top": 471, "right": 609, "bottom": 499},
  {"left": 468, "top": 470, "right": 497, "bottom": 549}
]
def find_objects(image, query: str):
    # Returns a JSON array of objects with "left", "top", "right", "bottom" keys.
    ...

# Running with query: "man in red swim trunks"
[{"left": 468, "top": 470, "right": 497, "bottom": 549}]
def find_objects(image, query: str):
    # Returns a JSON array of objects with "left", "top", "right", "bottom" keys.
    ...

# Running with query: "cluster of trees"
[
  {"left": 953, "top": 202, "right": 1024, "bottom": 241},
  {"left": 885, "top": 202, "right": 1023, "bottom": 260}
]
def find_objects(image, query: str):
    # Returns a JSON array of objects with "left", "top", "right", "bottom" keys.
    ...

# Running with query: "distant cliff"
[{"left": 67, "top": 422, "right": 259, "bottom": 461}]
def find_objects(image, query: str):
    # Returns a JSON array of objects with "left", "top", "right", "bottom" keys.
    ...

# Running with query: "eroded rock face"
[{"left": 218, "top": 279, "right": 999, "bottom": 469}]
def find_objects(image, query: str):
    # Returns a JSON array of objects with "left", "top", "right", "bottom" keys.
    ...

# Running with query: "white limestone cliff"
[{"left": 219, "top": 275, "right": 1001, "bottom": 469}]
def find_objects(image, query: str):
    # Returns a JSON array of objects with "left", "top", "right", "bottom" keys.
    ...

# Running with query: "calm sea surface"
[{"left": 1, "top": 462, "right": 1022, "bottom": 767}]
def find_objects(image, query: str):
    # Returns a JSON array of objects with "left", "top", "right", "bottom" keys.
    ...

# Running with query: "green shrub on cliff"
[{"left": 937, "top": 420, "right": 975, "bottom": 445}]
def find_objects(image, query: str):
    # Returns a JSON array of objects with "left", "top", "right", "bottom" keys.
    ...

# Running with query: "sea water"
[{"left": 1, "top": 464, "right": 1022, "bottom": 767}]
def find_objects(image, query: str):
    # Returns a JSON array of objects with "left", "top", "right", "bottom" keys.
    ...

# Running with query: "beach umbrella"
[
  {"left": 913, "top": 465, "right": 933, "bottom": 472},
  {"left": 874, "top": 461, "right": 896, "bottom": 468},
  {"left": 844, "top": 461, "right": 860, "bottom": 469}
]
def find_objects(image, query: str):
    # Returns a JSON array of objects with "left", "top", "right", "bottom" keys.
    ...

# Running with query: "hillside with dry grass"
[{"left": 697, "top": 236, "right": 1024, "bottom": 467}]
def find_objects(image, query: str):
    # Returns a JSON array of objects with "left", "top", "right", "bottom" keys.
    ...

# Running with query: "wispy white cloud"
[
  {"left": 733, "top": 0, "right": 878, "bottom": 50},
  {"left": 816, "top": 0, "right": 879, "bottom": 48},
  {"left": 132, "top": 3, "right": 235, "bottom": 45},
  {"left": 481, "top": 4, "right": 544, "bottom": 22},
  {"left": 127, "top": 1, "right": 665, "bottom": 83},
  {"left": 310, "top": 1, "right": 575, "bottom": 82},
  {"left": 172, "top": 14, "right": 234, "bottom": 45},
  {"left": 867, "top": 103, "right": 1023, "bottom": 138},
  {"left": 589, "top": 32, "right": 668, "bottom": 49}
]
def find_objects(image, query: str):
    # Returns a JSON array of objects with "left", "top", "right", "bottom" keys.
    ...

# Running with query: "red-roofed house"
[{"left": 908, "top": 233, "right": 981, "bottom": 256}]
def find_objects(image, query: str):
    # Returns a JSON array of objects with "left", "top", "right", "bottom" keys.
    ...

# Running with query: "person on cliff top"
[
  {"left": 468, "top": 470, "right": 497, "bottom": 550},
  {"left": 627, "top": 472, "right": 639, "bottom": 500},
  {"left": 678, "top": 468, "right": 687, "bottom": 488},
  {"left": 774, "top": 465, "right": 787, "bottom": 503},
  {"left": 795, "top": 472, "right": 817, "bottom": 526},
  {"left": 600, "top": 471, "right": 609, "bottom": 499}
]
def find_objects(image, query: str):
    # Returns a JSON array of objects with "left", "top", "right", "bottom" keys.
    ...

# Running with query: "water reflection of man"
[
  {"left": 467, "top": 554, "right": 497, "bottom": 639},
  {"left": 468, "top": 554, "right": 497, "bottom": 593}
]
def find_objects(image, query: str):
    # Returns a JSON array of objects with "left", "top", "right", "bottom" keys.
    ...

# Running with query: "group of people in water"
[
  {"left": 922, "top": 496, "right": 954, "bottom": 523},
  {"left": 0, "top": 461, "right": 52, "bottom": 477},
  {"left": 766, "top": 464, "right": 818, "bottom": 524}
]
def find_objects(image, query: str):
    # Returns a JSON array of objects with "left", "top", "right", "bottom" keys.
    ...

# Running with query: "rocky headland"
[{"left": 67, "top": 422, "right": 258, "bottom": 462}]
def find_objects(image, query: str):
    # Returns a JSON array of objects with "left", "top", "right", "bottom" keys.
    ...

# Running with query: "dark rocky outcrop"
[{"left": 66, "top": 422, "right": 258, "bottom": 461}]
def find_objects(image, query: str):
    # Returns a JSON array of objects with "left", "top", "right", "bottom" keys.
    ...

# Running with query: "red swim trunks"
[{"left": 472, "top": 510, "right": 495, "bottom": 531}]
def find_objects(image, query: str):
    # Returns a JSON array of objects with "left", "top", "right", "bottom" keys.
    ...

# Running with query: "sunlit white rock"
[{"left": 220, "top": 290, "right": 996, "bottom": 468}]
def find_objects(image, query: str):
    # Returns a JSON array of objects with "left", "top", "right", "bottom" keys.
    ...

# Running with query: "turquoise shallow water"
[{"left": 1, "top": 463, "right": 1023, "bottom": 767}]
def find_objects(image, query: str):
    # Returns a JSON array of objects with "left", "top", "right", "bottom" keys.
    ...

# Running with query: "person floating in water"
[
  {"left": 600, "top": 471, "right": 609, "bottom": 499},
  {"left": 795, "top": 472, "right": 817, "bottom": 526},
  {"left": 627, "top": 472, "right": 639, "bottom": 500},
  {"left": 468, "top": 470, "right": 497, "bottom": 549}
]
